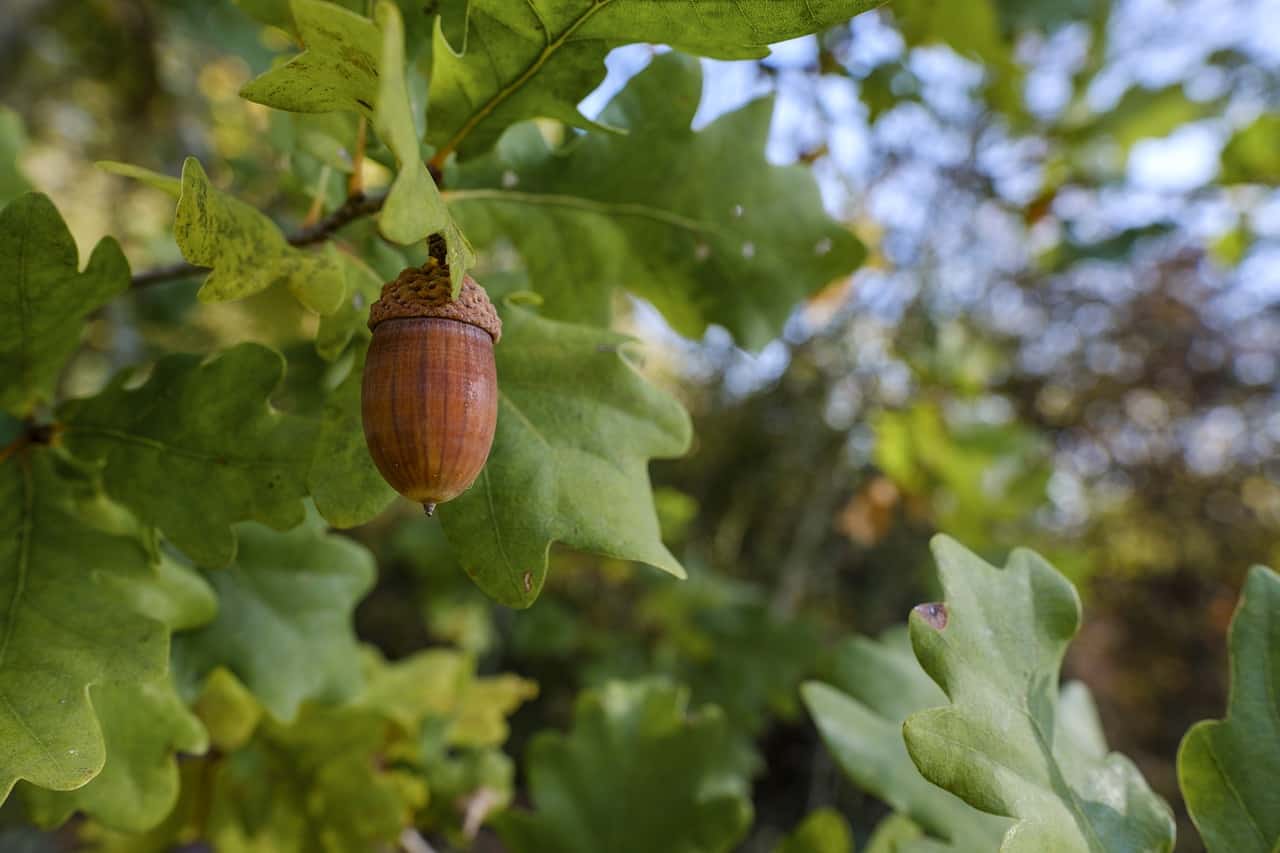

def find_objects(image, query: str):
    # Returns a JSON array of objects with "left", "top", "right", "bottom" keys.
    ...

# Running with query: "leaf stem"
[
  {"left": 303, "top": 164, "right": 333, "bottom": 228},
  {"left": 348, "top": 116, "right": 367, "bottom": 198},
  {"left": 427, "top": 0, "right": 614, "bottom": 169},
  {"left": 0, "top": 421, "right": 61, "bottom": 465},
  {"left": 0, "top": 437, "right": 22, "bottom": 466}
]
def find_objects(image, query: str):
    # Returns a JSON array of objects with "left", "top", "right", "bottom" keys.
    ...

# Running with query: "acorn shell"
[{"left": 361, "top": 263, "right": 501, "bottom": 514}]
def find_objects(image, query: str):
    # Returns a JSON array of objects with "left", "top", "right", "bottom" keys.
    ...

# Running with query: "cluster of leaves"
[
  {"left": 803, "top": 538, "right": 1280, "bottom": 853},
  {"left": 0, "top": 0, "right": 889, "bottom": 845},
  {"left": 92, "top": 0, "right": 874, "bottom": 610},
  {"left": 3, "top": 0, "right": 1276, "bottom": 849}
]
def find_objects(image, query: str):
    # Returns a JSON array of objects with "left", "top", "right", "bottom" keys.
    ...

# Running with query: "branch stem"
[{"left": 129, "top": 190, "right": 388, "bottom": 288}]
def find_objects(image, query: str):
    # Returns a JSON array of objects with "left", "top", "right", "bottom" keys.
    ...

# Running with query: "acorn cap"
[{"left": 368, "top": 255, "right": 502, "bottom": 343}]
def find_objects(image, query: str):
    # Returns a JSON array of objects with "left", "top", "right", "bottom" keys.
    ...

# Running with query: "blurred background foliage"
[{"left": 1, "top": 0, "right": 1277, "bottom": 850}]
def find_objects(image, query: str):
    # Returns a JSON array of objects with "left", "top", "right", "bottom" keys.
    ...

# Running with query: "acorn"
[{"left": 361, "top": 249, "right": 501, "bottom": 516}]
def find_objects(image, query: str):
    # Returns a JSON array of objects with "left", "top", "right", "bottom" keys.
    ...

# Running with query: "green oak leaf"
[
  {"left": 802, "top": 629, "right": 1009, "bottom": 851},
  {"left": 308, "top": 348, "right": 397, "bottom": 528},
  {"left": 21, "top": 679, "right": 208, "bottom": 833},
  {"left": 374, "top": 0, "right": 475, "bottom": 281},
  {"left": 417, "top": 733, "right": 514, "bottom": 842},
  {"left": 902, "top": 537, "right": 1175, "bottom": 853},
  {"left": 774, "top": 809, "right": 853, "bottom": 853},
  {"left": 437, "top": 0, "right": 470, "bottom": 53},
  {"left": 76, "top": 760, "right": 207, "bottom": 853},
  {"left": 1177, "top": 565, "right": 1280, "bottom": 853},
  {"left": 174, "top": 157, "right": 345, "bottom": 314},
  {"left": 240, "top": 0, "right": 473, "bottom": 286},
  {"left": 59, "top": 344, "right": 317, "bottom": 568},
  {"left": 239, "top": 0, "right": 382, "bottom": 114},
  {"left": 427, "top": 0, "right": 886, "bottom": 161},
  {"left": 357, "top": 647, "right": 537, "bottom": 745},
  {"left": 0, "top": 453, "right": 168, "bottom": 800},
  {"left": 171, "top": 510, "right": 375, "bottom": 721},
  {"left": 449, "top": 54, "right": 863, "bottom": 348},
  {"left": 0, "top": 107, "right": 32, "bottom": 204},
  {"left": 438, "top": 303, "right": 692, "bottom": 608},
  {"left": 1221, "top": 114, "right": 1280, "bottom": 185},
  {"left": 450, "top": 670, "right": 539, "bottom": 747},
  {"left": 495, "top": 681, "right": 753, "bottom": 853},
  {"left": 889, "top": 0, "right": 1023, "bottom": 118},
  {"left": 639, "top": 574, "right": 820, "bottom": 737},
  {"left": 205, "top": 687, "right": 426, "bottom": 853},
  {"left": 356, "top": 648, "right": 470, "bottom": 733},
  {"left": 315, "top": 250, "right": 381, "bottom": 361},
  {"left": 102, "top": 550, "right": 219, "bottom": 635},
  {"left": 97, "top": 161, "right": 183, "bottom": 196},
  {"left": 194, "top": 667, "right": 264, "bottom": 752},
  {"left": 0, "top": 193, "right": 129, "bottom": 416},
  {"left": 873, "top": 402, "right": 1051, "bottom": 551},
  {"left": 19, "top": 527, "right": 215, "bottom": 833},
  {"left": 1061, "top": 85, "right": 1220, "bottom": 168},
  {"left": 356, "top": 647, "right": 529, "bottom": 841},
  {"left": 863, "top": 814, "right": 955, "bottom": 853}
]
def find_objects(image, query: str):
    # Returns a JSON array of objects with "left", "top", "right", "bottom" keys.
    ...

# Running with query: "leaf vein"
[
  {"left": 0, "top": 460, "right": 34, "bottom": 671},
  {"left": 67, "top": 425, "right": 302, "bottom": 468},
  {"left": 446, "top": 188, "right": 725, "bottom": 238},
  {"left": 437, "top": 0, "right": 614, "bottom": 159}
]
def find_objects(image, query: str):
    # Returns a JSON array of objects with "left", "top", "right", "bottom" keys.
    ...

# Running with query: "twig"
[
  {"left": 0, "top": 437, "right": 23, "bottom": 466},
  {"left": 129, "top": 190, "right": 388, "bottom": 288},
  {"left": 0, "top": 422, "right": 61, "bottom": 464}
]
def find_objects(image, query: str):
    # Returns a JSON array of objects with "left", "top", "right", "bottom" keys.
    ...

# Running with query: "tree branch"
[{"left": 129, "top": 190, "right": 388, "bottom": 288}]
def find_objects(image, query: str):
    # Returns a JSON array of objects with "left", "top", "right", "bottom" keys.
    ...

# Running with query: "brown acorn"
[{"left": 361, "top": 252, "right": 501, "bottom": 516}]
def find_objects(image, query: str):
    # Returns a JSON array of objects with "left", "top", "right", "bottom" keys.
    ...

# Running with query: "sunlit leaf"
[
  {"left": 240, "top": 0, "right": 472, "bottom": 285},
  {"left": 450, "top": 54, "right": 863, "bottom": 349},
  {"left": 863, "top": 813, "right": 957, "bottom": 853},
  {"left": 208, "top": 696, "right": 427, "bottom": 852},
  {"left": 1220, "top": 114, "right": 1280, "bottom": 185},
  {"left": 21, "top": 679, "right": 208, "bottom": 833},
  {"left": 774, "top": 809, "right": 853, "bottom": 853},
  {"left": 1068, "top": 85, "right": 1215, "bottom": 158},
  {"left": 495, "top": 681, "right": 753, "bottom": 853},
  {"left": 194, "top": 667, "right": 264, "bottom": 752},
  {"left": 872, "top": 404, "right": 1049, "bottom": 548},
  {"left": 427, "top": 0, "right": 886, "bottom": 161},
  {"left": 173, "top": 157, "right": 345, "bottom": 314},
  {"left": 373, "top": 0, "right": 474, "bottom": 284}
]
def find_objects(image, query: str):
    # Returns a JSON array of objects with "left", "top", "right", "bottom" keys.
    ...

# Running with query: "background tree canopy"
[{"left": 0, "top": 0, "right": 1277, "bottom": 851}]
